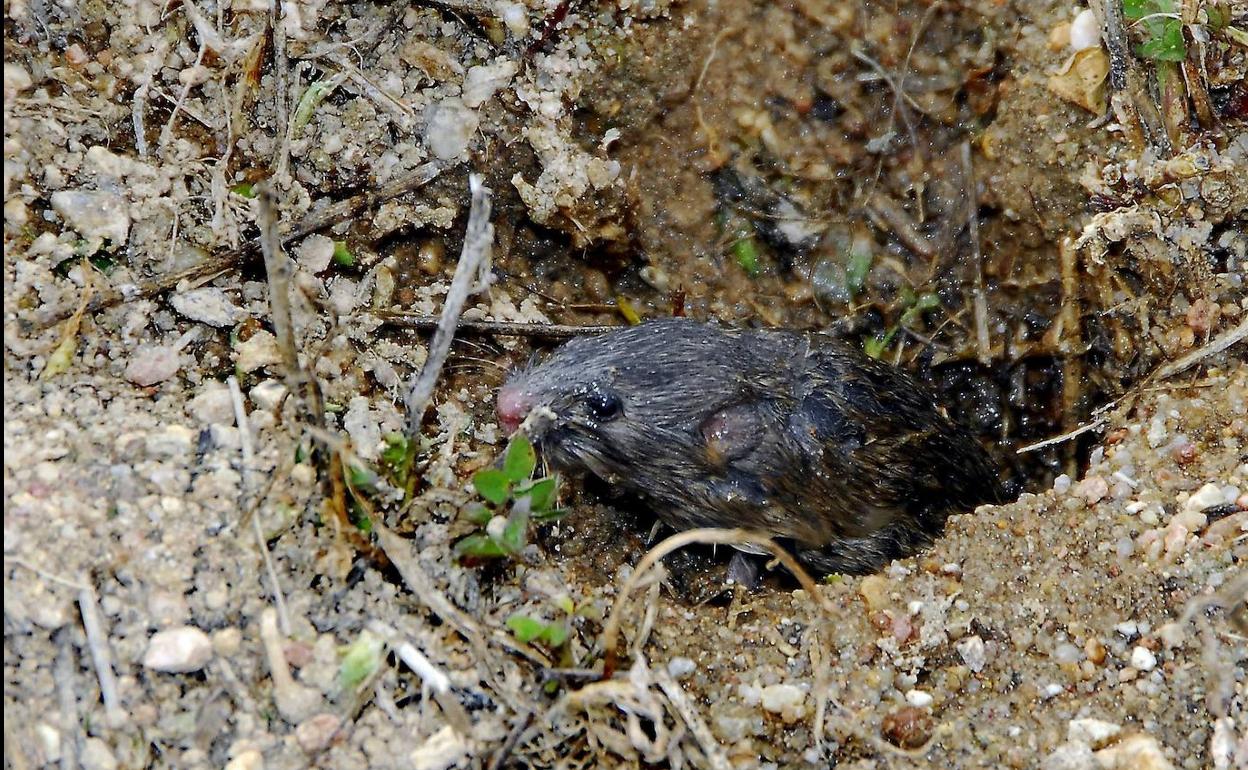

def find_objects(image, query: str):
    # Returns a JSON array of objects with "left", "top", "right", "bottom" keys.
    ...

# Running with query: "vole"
[{"left": 496, "top": 318, "right": 1007, "bottom": 576}]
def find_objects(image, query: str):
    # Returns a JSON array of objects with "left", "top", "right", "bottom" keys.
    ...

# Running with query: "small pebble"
[
  {"left": 1077, "top": 476, "right": 1108, "bottom": 504},
  {"left": 904, "top": 689, "right": 933, "bottom": 708},
  {"left": 143, "top": 626, "right": 213, "bottom": 673},
  {"left": 1130, "top": 645, "right": 1157, "bottom": 672},
  {"left": 759, "top": 683, "right": 807, "bottom": 723},
  {"left": 881, "top": 705, "right": 933, "bottom": 749},
  {"left": 224, "top": 749, "right": 264, "bottom": 770},
  {"left": 80, "top": 738, "right": 119, "bottom": 770},
  {"left": 1184, "top": 482, "right": 1224, "bottom": 512},
  {"left": 1053, "top": 474, "right": 1072, "bottom": 494},
  {"left": 125, "top": 345, "right": 181, "bottom": 386},
  {"left": 667, "top": 657, "right": 696, "bottom": 678},
  {"left": 957, "top": 635, "right": 987, "bottom": 673},
  {"left": 295, "top": 713, "right": 342, "bottom": 754},
  {"left": 1069, "top": 9, "right": 1101, "bottom": 51},
  {"left": 1068, "top": 717, "right": 1121, "bottom": 748}
]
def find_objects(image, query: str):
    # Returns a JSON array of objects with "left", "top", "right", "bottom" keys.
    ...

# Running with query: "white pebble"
[
  {"left": 250, "top": 379, "right": 289, "bottom": 412},
  {"left": 1069, "top": 9, "right": 1101, "bottom": 51},
  {"left": 80, "top": 738, "right": 118, "bottom": 770},
  {"left": 759, "top": 683, "right": 807, "bottom": 721},
  {"left": 667, "top": 657, "right": 696, "bottom": 678},
  {"left": 172, "top": 288, "right": 244, "bottom": 327},
  {"left": 224, "top": 749, "right": 264, "bottom": 770},
  {"left": 424, "top": 98, "right": 479, "bottom": 161},
  {"left": 1184, "top": 482, "right": 1225, "bottom": 512},
  {"left": 124, "top": 345, "right": 181, "bottom": 386},
  {"left": 1130, "top": 645, "right": 1157, "bottom": 672},
  {"left": 143, "top": 626, "right": 213, "bottom": 672},
  {"left": 957, "top": 635, "right": 987, "bottom": 672},
  {"left": 1053, "top": 474, "right": 1072, "bottom": 494},
  {"left": 462, "top": 60, "right": 518, "bottom": 108},
  {"left": 296, "top": 234, "right": 335, "bottom": 273},
  {"left": 1041, "top": 683, "right": 1064, "bottom": 699},
  {"left": 904, "top": 689, "right": 933, "bottom": 708},
  {"left": 1068, "top": 717, "right": 1121, "bottom": 748},
  {"left": 50, "top": 190, "right": 130, "bottom": 245}
]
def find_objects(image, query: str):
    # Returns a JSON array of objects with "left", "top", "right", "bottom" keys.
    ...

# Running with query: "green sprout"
[
  {"left": 332, "top": 240, "right": 355, "bottom": 267},
  {"left": 230, "top": 182, "right": 258, "bottom": 198},
  {"left": 338, "top": 630, "right": 385, "bottom": 692},
  {"left": 454, "top": 433, "right": 564, "bottom": 562},
  {"left": 1123, "top": 0, "right": 1186, "bottom": 62},
  {"left": 732, "top": 235, "right": 761, "bottom": 277}
]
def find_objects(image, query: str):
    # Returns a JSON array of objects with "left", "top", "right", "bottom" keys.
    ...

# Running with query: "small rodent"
[{"left": 497, "top": 318, "right": 1007, "bottom": 575}]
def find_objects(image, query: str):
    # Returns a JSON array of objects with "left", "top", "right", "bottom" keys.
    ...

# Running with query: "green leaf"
[
  {"left": 462, "top": 503, "right": 493, "bottom": 526},
  {"left": 332, "top": 240, "right": 355, "bottom": 267},
  {"left": 338, "top": 630, "right": 385, "bottom": 691},
  {"left": 347, "top": 464, "right": 376, "bottom": 492},
  {"left": 532, "top": 507, "right": 569, "bottom": 523},
  {"left": 501, "top": 509, "right": 529, "bottom": 553},
  {"left": 516, "top": 476, "right": 557, "bottom": 512},
  {"left": 291, "top": 76, "right": 344, "bottom": 139},
  {"left": 506, "top": 615, "right": 547, "bottom": 643},
  {"left": 541, "top": 623, "right": 569, "bottom": 648},
  {"left": 864, "top": 327, "right": 898, "bottom": 359},
  {"left": 1137, "top": 19, "right": 1186, "bottom": 61},
  {"left": 554, "top": 593, "right": 575, "bottom": 616},
  {"left": 472, "top": 469, "right": 511, "bottom": 505},
  {"left": 380, "top": 433, "right": 409, "bottom": 468},
  {"left": 732, "top": 236, "right": 760, "bottom": 277},
  {"left": 502, "top": 434, "right": 537, "bottom": 482},
  {"left": 231, "top": 182, "right": 257, "bottom": 198},
  {"left": 845, "top": 250, "right": 873, "bottom": 295},
  {"left": 1123, "top": 0, "right": 1174, "bottom": 20},
  {"left": 454, "top": 533, "right": 508, "bottom": 560}
]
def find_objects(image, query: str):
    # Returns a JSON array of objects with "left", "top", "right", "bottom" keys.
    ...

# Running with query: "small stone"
[
  {"left": 146, "top": 591, "right": 189, "bottom": 627},
  {"left": 145, "top": 425, "right": 195, "bottom": 458},
  {"left": 858, "top": 574, "right": 890, "bottom": 611},
  {"left": 125, "top": 345, "right": 181, "bottom": 386},
  {"left": 80, "top": 738, "right": 119, "bottom": 770},
  {"left": 143, "top": 626, "right": 213, "bottom": 673},
  {"left": 1130, "top": 646, "right": 1156, "bottom": 671},
  {"left": 1067, "top": 717, "right": 1121, "bottom": 748},
  {"left": 1093, "top": 733, "right": 1176, "bottom": 770},
  {"left": 35, "top": 723, "right": 61, "bottom": 763},
  {"left": 235, "top": 330, "right": 282, "bottom": 373},
  {"left": 1184, "top": 482, "right": 1225, "bottom": 513},
  {"left": 50, "top": 190, "right": 130, "bottom": 245},
  {"left": 667, "top": 657, "right": 696, "bottom": 678},
  {"left": 904, "top": 689, "right": 933, "bottom": 708},
  {"left": 1053, "top": 474, "right": 1072, "bottom": 494},
  {"left": 187, "top": 382, "right": 235, "bottom": 424},
  {"left": 295, "top": 713, "right": 342, "bottom": 754},
  {"left": 296, "top": 235, "right": 335, "bottom": 273},
  {"left": 424, "top": 97, "right": 479, "bottom": 161},
  {"left": 881, "top": 705, "right": 933, "bottom": 749},
  {"left": 1077, "top": 476, "right": 1109, "bottom": 504},
  {"left": 1042, "top": 742, "right": 1096, "bottom": 770},
  {"left": 4, "top": 62, "right": 33, "bottom": 100},
  {"left": 759, "top": 683, "right": 807, "bottom": 723},
  {"left": 957, "top": 635, "right": 988, "bottom": 672},
  {"left": 250, "top": 379, "right": 288, "bottom": 412},
  {"left": 461, "top": 59, "right": 517, "bottom": 108},
  {"left": 224, "top": 749, "right": 264, "bottom": 770},
  {"left": 410, "top": 725, "right": 470, "bottom": 770},
  {"left": 170, "top": 288, "right": 243, "bottom": 328},
  {"left": 1185, "top": 298, "right": 1221, "bottom": 334},
  {"left": 1069, "top": 9, "right": 1101, "bottom": 51},
  {"left": 212, "top": 627, "right": 243, "bottom": 657}
]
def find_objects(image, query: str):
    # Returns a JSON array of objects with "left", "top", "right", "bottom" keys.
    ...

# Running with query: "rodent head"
[{"left": 497, "top": 319, "right": 777, "bottom": 482}]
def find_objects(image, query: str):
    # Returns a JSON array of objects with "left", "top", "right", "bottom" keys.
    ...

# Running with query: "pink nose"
[{"left": 496, "top": 384, "right": 530, "bottom": 434}]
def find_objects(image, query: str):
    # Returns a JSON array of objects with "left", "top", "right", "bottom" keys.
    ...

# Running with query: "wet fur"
[{"left": 503, "top": 318, "right": 1008, "bottom": 575}]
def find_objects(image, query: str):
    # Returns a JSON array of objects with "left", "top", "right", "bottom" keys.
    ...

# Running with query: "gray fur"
[{"left": 500, "top": 318, "right": 1007, "bottom": 575}]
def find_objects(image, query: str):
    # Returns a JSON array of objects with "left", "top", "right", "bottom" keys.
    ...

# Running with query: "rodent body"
[{"left": 497, "top": 318, "right": 1007, "bottom": 575}]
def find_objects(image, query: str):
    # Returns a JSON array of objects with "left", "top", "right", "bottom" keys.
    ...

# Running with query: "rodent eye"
[{"left": 584, "top": 388, "right": 623, "bottom": 422}]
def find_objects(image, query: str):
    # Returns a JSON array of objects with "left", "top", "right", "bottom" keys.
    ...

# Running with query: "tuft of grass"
[{"left": 454, "top": 433, "right": 564, "bottom": 562}]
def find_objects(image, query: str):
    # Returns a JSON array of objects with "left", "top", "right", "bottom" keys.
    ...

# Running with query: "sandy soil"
[{"left": 4, "top": 0, "right": 1246, "bottom": 768}]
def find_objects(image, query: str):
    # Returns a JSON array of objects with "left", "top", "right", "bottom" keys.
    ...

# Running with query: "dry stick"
[
  {"left": 272, "top": 0, "right": 290, "bottom": 177},
  {"left": 228, "top": 375, "right": 292, "bottom": 637},
  {"left": 601, "top": 528, "right": 833, "bottom": 679},
  {"left": 378, "top": 312, "right": 619, "bottom": 339},
  {"left": 76, "top": 580, "right": 126, "bottom": 728},
  {"left": 1056, "top": 237, "right": 1084, "bottom": 472},
  {"left": 53, "top": 629, "right": 80, "bottom": 770},
  {"left": 960, "top": 142, "right": 991, "bottom": 366},
  {"left": 653, "top": 668, "right": 733, "bottom": 770},
  {"left": 51, "top": 161, "right": 445, "bottom": 326},
  {"left": 405, "top": 173, "right": 494, "bottom": 439},
  {"left": 487, "top": 712, "right": 535, "bottom": 770}
]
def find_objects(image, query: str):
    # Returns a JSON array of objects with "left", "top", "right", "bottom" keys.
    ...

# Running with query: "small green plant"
[
  {"left": 506, "top": 593, "right": 599, "bottom": 689},
  {"left": 864, "top": 291, "right": 941, "bottom": 359},
  {"left": 230, "top": 182, "right": 258, "bottom": 198},
  {"left": 338, "top": 629, "right": 385, "bottom": 691},
  {"left": 332, "top": 240, "right": 355, "bottom": 267},
  {"left": 1124, "top": 0, "right": 1186, "bottom": 62},
  {"left": 454, "top": 433, "right": 564, "bottom": 562}
]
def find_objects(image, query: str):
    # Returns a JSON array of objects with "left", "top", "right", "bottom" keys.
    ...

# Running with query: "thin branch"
[
  {"left": 228, "top": 375, "right": 291, "bottom": 637},
  {"left": 378, "top": 312, "right": 619, "bottom": 339},
  {"left": 960, "top": 142, "right": 991, "bottom": 365},
  {"left": 405, "top": 173, "right": 494, "bottom": 439},
  {"left": 76, "top": 580, "right": 126, "bottom": 728}
]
